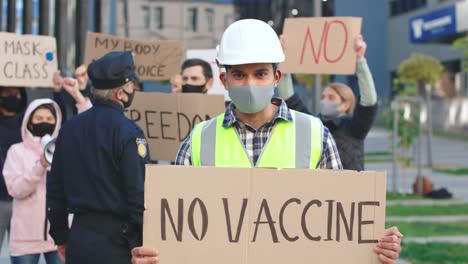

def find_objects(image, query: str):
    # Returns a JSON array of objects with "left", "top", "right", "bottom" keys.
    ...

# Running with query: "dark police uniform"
[{"left": 47, "top": 51, "right": 150, "bottom": 264}]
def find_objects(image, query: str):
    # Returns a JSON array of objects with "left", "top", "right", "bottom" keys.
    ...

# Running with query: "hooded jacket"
[{"left": 2, "top": 98, "right": 62, "bottom": 256}]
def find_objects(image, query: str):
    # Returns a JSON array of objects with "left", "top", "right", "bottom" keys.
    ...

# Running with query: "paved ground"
[
  {"left": 403, "top": 236, "right": 468, "bottom": 244},
  {"left": 365, "top": 128, "right": 468, "bottom": 201}
]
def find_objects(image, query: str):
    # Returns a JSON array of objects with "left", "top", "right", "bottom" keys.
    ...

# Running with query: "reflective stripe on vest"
[{"left": 191, "top": 110, "right": 323, "bottom": 168}]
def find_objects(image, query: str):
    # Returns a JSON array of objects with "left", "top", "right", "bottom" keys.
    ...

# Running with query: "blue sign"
[{"left": 409, "top": 5, "right": 457, "bottom": 43}]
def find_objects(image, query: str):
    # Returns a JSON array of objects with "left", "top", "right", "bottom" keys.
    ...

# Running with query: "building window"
[
  {"left": 154, "top": 7, "right": 163, "bottom": 30},
  {"left": 389, "top": 0, "right": 427, "bottom": 17},
  {"left": 224, "top": 14, "right": 234, "bottom": 30},
  {"left": 206, "top": 8, "right": 214, "bottom": 32},
  {"left": 142, "top": 5, "right": 150, "bottom": 29},
  {"left": 187, "top": 7, "right": 198, "bottom": 32}
]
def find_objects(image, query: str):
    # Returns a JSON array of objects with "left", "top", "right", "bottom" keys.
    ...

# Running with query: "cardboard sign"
[
  {"left": 281, "top": 17, "right": 362, "bottom": 74},
  {"left": 0, "top": 32, "right": 57, "bottom": 87},
  {"left": 85, "top": 32, "right": 184, "bottom": 80},
  {"left": 186, "top": 49, "right": 230, "bottom": 101},
  {"left": 144, "top": 166, "right": 386, "bottom": 264},
  {"left": 124, "top": 92, "right": 225, "bottom": 161}
]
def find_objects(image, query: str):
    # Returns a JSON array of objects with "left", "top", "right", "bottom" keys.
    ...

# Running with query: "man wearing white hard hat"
[
  {"left": 176, "top": 18, "right": 341, "bottom": 169},
  {"left": 131, "top": 19, "right": 402, "bottom": 264}
]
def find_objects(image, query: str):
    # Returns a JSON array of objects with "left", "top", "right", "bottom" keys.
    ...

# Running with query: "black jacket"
[
  {"left": 47, "top": 100, "right": 150, "bottom": 245},
  {"left": 0, "top": 114, "right": 23, "bottom": 201},
  {"left": 285, "top": 93, "right": 377, "bottom": 171}
]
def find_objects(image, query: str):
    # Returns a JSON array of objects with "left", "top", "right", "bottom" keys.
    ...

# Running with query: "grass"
[
  {"left": 365, "top": 158, "right": 393, "bottom": 163},
  {"left": 400, "top": 242, "right": 468, "bottom": 264},
  {"left": 433, "top": 168, "right": 468, "bottom": 176},
  {"left": 364, "top": 151, "right": 393, "bottom": 163},
  {"left": 366, "top": 151, "right": 392, "bottom": 157},
  {"left": 364, "top": 156, "right": 412, "bottom": 163},
  {"left": 434, "top": 130, "right": 468, "bottom": 142},
  {"left": 386, "top": 221, "right": 468, "bottom": 237},
  {"left": 386, "top": 203, "right": 468, "bottom": 216},
  {"left": 387, "top": 192, "right": 424, "bottom": 200}
]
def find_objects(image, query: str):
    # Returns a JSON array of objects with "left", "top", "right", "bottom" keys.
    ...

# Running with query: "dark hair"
[
  {"left": 29, "top": 104, "right": 57, "bottom": 125},
  {"left": 181, "top": 59, "right": 213, "bottom": 81},
  {"left": 0, "top": 86, "right": 27, "bottom": 112}
]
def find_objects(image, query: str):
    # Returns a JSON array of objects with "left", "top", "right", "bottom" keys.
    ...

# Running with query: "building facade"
[
  {"left": 334, "top": 0, "right": 467, "bottom": 99},
  {"left": 101, "top": 0, "right": 237, "bottom": 49}
]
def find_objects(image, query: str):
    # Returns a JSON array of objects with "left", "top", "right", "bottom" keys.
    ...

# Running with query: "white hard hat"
[{"left": 216, "top": 19, "right": 285, "bottom": 66}]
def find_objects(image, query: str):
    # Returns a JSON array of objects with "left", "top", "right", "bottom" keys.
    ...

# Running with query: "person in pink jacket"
[{"left": 2, "top": 99, "right": 64, "bottom": 264}]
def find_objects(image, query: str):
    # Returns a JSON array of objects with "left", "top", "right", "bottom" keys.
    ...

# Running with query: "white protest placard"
[{"left": 0, "top": 32, "right": 58, "bottom": 87}]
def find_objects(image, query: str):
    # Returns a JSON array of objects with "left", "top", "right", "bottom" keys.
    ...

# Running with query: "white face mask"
[
  {"left": 227, "top": 82, "right": 275, "bottom": 114},
  {"left": 320, "top": 100, "right": 342, "bottom": 119}
]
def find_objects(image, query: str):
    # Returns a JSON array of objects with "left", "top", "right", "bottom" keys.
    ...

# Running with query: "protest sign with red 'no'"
[{"left": 281, "top": 17, "right": 362, "bottom": 75}]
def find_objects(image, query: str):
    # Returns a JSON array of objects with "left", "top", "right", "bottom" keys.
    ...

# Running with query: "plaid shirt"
[{"left": 175, "top": 98, "right": 342, "bottom": 169}]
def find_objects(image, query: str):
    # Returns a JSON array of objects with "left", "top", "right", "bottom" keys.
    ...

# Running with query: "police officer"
[{"left": 47, "top": 51, "right": 150, "bottom": 264}]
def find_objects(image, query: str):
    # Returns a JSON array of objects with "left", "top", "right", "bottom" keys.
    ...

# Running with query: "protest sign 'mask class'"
[{"left": 0, "top": 32, "right": 57, "bottom": 87}]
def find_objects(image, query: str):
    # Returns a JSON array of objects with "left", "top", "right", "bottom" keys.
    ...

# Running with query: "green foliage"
[
  {"left": 386, "top": 221, "right": 468, "bottom": 237},
  {"left": 386, "top": 204, "right": 468, "bottom": 216},
  {"left": 391, "top": 78, "right": 418, "bottom": 96},
  {"left": 400, "top": 243, "right": 468, "bottom": 264},
  {"left": 433, "top": 168, "right": 468, "bottom": 176},
  {"left": 452, "top": 36, "right": 468, "bottom": 49},
  {"left": 397, "top": 53, "right": 444, "bottom": 85},
  {"left": 386, "top": 192, "right": 424, "bottom": 200},
  {"left": 295, "top": 74, "right": 331, "bottom": 89},
  {"left": 386, "top": 79, "right": 419, "bottom": 163},
  {"left": 453, "top": 36, "right": 468, "bottom": 72}
]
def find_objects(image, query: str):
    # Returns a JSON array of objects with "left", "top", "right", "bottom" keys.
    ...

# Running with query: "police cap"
[{"left": 88, "top": 51, "right": 137, "bottom": 90}]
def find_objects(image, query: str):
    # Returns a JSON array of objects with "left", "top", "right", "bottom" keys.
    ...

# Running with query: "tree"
[
  {"left": 394, "top": 53, "right": 443, "bottom": 193},
  {"left": 397, "top": 53, "right": 443, "bottom": 96},
  {"left": 453, "top": 36, "right": 468, "bottom": 72}
]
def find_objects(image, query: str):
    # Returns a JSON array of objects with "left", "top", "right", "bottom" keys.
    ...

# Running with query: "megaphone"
[{"left": 41, "top": 134, "right": 56, "bottom": 164}]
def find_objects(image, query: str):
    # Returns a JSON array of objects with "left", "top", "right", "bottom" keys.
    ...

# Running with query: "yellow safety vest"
[{"left": 191, "top": 110, "right": 323, "bottom": 168}]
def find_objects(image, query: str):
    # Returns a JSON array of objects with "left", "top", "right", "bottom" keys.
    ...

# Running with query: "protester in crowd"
[
  {"left": 279, "top": 35, "right": 378, "bottom": 171},
  {"left": 73, "top": 64, "right": 90, "bottom": 92},
  {"left": 0, "top": 86, "right": 27, "bottom": 253},
  {"left": 131, "top": 19, "right": 401, "bottom": 264},
  {"left": 170, "top": 58, "right": 214, "bottom": 94},
  {"left": 47, "top": 51, "right": 149, "bottom": 264},
  {"left": 2, "top": 99, "right": 63, "bottom": 264},
  {"left": 0, "top": 71, "right": 90, "bottom": 255},
  {"left": 56, "top": 75, "right": 93, "bottom": 113},
  {"left": 53, "top": 64, "right": 92, "bottom": 121}
]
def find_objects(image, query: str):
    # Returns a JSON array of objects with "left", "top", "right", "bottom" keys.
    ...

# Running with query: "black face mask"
[
  {"left": 121, "top": 89, "right": 135, "bottom": 108},
  {"left": 0, "top": 95, "right": 22, "bottom": 112},
  {"left": 182, "top": 84, "right": 206, "bottom": 93},
  {"left": 30, "top": 122, "right": 55, "bottom": 137}
]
